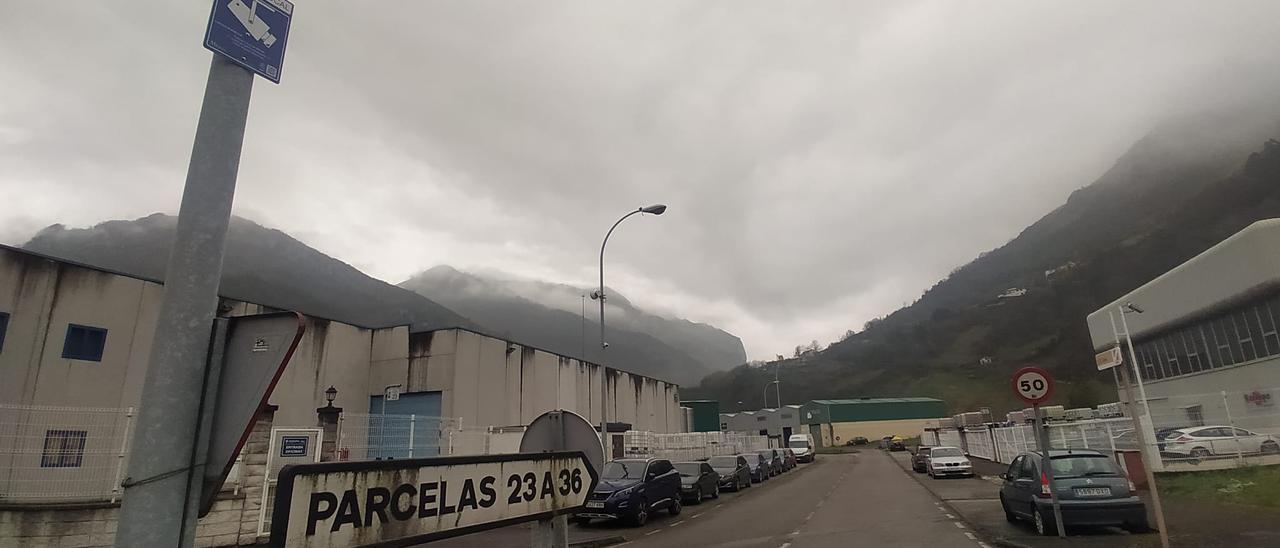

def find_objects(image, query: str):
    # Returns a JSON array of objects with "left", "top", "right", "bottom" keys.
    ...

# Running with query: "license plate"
[
  {"left": 1074, "top": 487, "right": 1111, "bottom": 497},
  {"left": 585, "top": 501, "right": 605, "bottom": 509}
]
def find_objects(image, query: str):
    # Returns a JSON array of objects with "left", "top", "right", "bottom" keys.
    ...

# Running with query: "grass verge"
[{"left": 1157, "top": 464, "right": 1280, "bottom": 508}]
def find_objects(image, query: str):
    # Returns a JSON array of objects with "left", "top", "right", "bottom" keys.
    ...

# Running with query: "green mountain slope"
[{"left": 688, "top": 115, "right": 1280, "bottom": 415}]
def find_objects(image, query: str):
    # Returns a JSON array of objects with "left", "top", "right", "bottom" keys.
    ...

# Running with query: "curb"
[{"left": 570, "top": 534, "right": 629, "bottom": 548}]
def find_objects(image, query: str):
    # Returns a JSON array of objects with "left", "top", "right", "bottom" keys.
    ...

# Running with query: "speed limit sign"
[{"left": 1011, "top": 366, "right": 1053, "bottom": 404}]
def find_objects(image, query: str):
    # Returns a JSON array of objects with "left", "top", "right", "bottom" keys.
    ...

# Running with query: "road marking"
[
  {"left": 953, "top": 522, "right": 967, "bottom": 529},
  {"left": 716, "top": 504, "right": 724, "bottom": 509},
  {"left": 964, "top": 532, "right": 976, "bottom": 540},
  {"left": 945, "top": 513, "right": 955, "bottom": 518},
  {"left": 613, "top": 543, "right": 632, "bottom": 547},
  {"left": 644, "top": 530, "right": 661, "bottom": 536},
  {"left": 978, "top": 543, "right": 992, "bottom": 548},
  {"left": 805, "top": 512, "right": 814, "bottom": 521},
  {"left": 816, "top": 500, "right": 824, "bottom": 508},
  {"left": 670, "top": 520, "right": 686, "bottom": 527},
  {"left": 690, "top": 513, "right": 702, "bottom": 519},
  {"left": 780, "top": 543, "right": 792, "bottom": 548}
]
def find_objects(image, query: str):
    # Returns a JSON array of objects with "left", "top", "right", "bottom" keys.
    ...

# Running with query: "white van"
[{"left": 788, "top": 433, "right": 816, "bottom": 463}]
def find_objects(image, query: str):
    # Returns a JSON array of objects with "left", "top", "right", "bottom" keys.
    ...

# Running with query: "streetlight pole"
[
  {"left": 1108, "top": 306, "right": 1169, "bottom": 548},
  {"left": 591, "top": 204, "right": 667, "bottom": 447}
]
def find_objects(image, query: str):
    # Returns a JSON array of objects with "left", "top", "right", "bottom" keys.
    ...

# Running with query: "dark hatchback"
[
  {"left": 757, "top": 449, "right": 783, "bottom": 476},
  {"left": 744, "top": 453, "right": 770, "bottom": 482},
  {"left": 579, "top": 458, "right": 682, "bottom": 526},
  {"left": 675, "top": 461, "right": 720, "bottom": 503},
  {"left": 708, "top": 454, "right": 752, "bottom": 491},
  {"left": 999, "top": 450, "right": 1147, "bottom": 536}
]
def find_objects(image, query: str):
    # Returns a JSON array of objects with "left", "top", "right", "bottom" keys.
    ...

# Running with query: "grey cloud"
[{"left": 4, "top": 1, "right": 1280, "bottom": 358}]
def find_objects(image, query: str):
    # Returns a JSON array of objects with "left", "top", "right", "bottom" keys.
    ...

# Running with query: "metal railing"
[
  {"left": 0, "top": 403, "right": 135, "bottom": 503},
  {"left": 622, "top": 431, "right": 770, "bottom": 461},
  {"left": 335, "top": 413, "right": 461, "bottom": 460}
]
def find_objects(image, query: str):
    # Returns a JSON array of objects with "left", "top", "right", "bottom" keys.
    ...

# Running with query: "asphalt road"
[{"left": 613, "top": 451, "right": 991, "bottom": 548}]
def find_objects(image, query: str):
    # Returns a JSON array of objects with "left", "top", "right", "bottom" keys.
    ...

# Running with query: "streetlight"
[
  {"left": 591, "top": 204, "right": 666, "bottom": 443},
  {"left": 763, "top": 381, "right": 779, "bottom": 408}
]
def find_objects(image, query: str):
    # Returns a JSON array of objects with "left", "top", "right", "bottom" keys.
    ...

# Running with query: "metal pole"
[
  {"left": 1110, "top": 311, "right": 1170, "bottom": 548},
  {"left": 111, "top": 407, "right": 135, "bottom": 504},
  {"left": 380, "top": 395, "right": 387, "bottom": 459},
  {"left": 775, "top": 363, "right": 782, "bottom": 409},
  {"left": 408, "top": 415, "right": 416, "bottom": 459},
  {"left": 1118, "top": 307, "right": 1157, "bottom": 443},
  {"left": 1223, "top": 391, "right": 1243, "bottom": 465},
  {"left": 595, "top": 208, "right": 646, "bottom": 460},
  {"left": 532, "top": 412, "right": 569, "bottom": 548},
  {"left": 1033, "top": 405, "right": 1065, "bottom": 538},
  {"left": 116, "top": 55, "right": 252, "bottom": 548}
]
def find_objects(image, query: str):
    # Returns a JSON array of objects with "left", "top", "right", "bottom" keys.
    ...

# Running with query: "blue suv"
[{"left": 576, "top": 458, "right": 682, "bottom": 526}]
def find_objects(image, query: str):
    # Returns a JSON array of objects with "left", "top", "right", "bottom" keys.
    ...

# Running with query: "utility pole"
[
  {"left": 115, "top": 54, "right": 253, "bottom": 548},
  {"left": 1109, "top": 309, "right": 1170, "bottom": 548},
  {"left": 116, "top": 3, "right": 292, "bottom": 546}
]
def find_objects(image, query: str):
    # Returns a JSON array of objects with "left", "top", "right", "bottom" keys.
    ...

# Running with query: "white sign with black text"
[{"left": 269, "top": 451, "right": 597, "bottom": 547}]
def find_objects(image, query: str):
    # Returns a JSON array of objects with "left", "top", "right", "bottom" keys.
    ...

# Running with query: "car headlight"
[
  {"left": 610, "top": 487, "right": 635, "bottom": 499},
  {"left": 960, "top": 461, "right": 971, "bottom": 467}
]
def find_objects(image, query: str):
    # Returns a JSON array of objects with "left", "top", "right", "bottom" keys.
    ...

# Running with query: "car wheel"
[
  {"left": 691, "top": 487, "right": 702, "bottom": 504},
  {"left": 1190, "top": 447, "right": 1211, "bottom": 464},
  {"left": 1000, "top": 495, "right": 1016, "bottom": 523},
  {"left": 1124, "top": 518, "right": 1149, "bottom": 533},
  {"left": 1034, "top": 507, "right": 1058, "bottom": 536},
  {"left": 632, "top": 501, "right": 649, "bottom": 527},
  {"left": 669, "top": 498, "right": 682, "bottom": 516},
  {"left": 1262, "top": 441, "right": 1280, "bottom": 454},
  {"left": 711, "top": 484, "right": 720, "bottom": 499}
]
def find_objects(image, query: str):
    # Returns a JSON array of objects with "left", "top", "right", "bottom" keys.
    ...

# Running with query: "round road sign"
[{"left": 1011, "top": 366, "right": 1054, "bottom": 404}]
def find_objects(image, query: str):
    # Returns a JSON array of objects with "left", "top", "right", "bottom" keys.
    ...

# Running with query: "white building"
[
  {"left": 0, "top": 244, "right": 682, "bottom": 546},
  {"left": 720, "top": 405, "right": 803, "bottom": 442},
  {"left": 1085, "top": 220, "right": 1280, "bottom": 439}
]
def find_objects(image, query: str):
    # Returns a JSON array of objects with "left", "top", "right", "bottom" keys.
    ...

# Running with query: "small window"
[
  {"left": 0, "top": 311, "right": 8, "bottom": 353},
  {"left": 41, "top": 430, "right": 87, "bottom": 468},
  {"left": 1184, "top": 405, "right": 1204, "bottom": 427},
  {"left": 62, "top": 324, "right": 107, "bottom": 361}
]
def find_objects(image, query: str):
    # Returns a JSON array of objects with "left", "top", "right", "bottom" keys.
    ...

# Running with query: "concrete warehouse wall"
[{"left": 404, "top": 328, "right": 683, "bottom": 433}]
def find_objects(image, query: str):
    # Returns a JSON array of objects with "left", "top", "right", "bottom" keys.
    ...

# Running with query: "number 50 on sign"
[{"left": 1011, "top": 366, "right": 1054, "bottom": 404}]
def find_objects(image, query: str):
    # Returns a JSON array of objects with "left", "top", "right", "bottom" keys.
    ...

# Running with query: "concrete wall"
[
  {"left": 1140, "top": 357, "right": 1279, "bottom": 433},
  {"left": 406, "top": 328, "right": 683, "bottom": 432}
]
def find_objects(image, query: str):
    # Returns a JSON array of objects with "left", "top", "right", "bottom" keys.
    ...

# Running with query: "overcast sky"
[{"left": 4, "top": 1, "right": 1280, "bottom": 360}]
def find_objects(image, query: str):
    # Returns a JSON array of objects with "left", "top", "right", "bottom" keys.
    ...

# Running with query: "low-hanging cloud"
[{"left": 4, "top": 1, "right": 1280, "bottom": 359}]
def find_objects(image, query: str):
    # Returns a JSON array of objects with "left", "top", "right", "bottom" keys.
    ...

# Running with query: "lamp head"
[
  {"left": 640, "top": 204, "right": 667, "bottom": 215},
  {"left": 324, "top": 385, "right": 337, "bottom": 404}
]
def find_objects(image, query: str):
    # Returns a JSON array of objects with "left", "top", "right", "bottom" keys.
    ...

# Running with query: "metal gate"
[{"left": 258, "top": 427, "right": 322, "bottom": 536}]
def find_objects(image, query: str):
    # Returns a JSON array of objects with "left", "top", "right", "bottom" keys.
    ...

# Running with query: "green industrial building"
[
  {"left": 680, "top": 400, "right": 722, "bottom": 433},
  {"left": 799, "top": 397, "right": 947, "bottom": 446}
]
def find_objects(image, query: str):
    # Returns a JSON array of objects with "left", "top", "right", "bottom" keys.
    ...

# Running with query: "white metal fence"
[
  {"left": 336, "top": 413, "right": 461, "bottom": 460},
  {"left": 622, "top": 431, "right": 770, "bottom": 461},
  {"left": 0, "top": 403, "right": 135, "bottom": 503}
]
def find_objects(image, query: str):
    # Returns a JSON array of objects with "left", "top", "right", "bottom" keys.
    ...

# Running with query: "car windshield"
[
  {"left": 791, "top": 440, "right": 811, "bottom": 449},
  {"left": 1050, "top": 455, "right": 1122, "bottom": 478},
  {"left": 757, "top": 451, "right": 774, "bottom": 458},
  {"left": 931, "top": 448, "right": 963, "bottom": 458},
  {"left": 601, "top": 461, "right": 644, "bottom": 480},
  {"left": 675, "top": 463, "right": 703, "bottom": 476},
  {"left": 709, "top": 456, "right": 739, "bottom": 467},
  {"left": 1157, "top": 429, "right": 1184, "bottom": 440}
]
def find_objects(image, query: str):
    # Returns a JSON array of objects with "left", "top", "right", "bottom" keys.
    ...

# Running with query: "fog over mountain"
[{"left": 400, "top": 265, "right": 747, "bottom": 384}]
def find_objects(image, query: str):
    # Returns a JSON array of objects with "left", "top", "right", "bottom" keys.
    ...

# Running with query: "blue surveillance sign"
[{"left": 204, "top": 0, "right": 294, "bottom": 83}]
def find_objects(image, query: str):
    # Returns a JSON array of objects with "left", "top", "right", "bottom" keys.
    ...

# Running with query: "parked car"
[
  {"left": 675, "top": 461, "right": 720, "bottom": 503},
  {"left": 1157, "top": 425, "right": 1280, "bottom": 461},
  {"left": 781, "top": 448, "right": 798, "bottom": 470},
  {"left": 880, "top": 436, "right": 894, "bottom": 449},
  {"left": 926, "top": 446, "right": 972, "bottom": 478},
  {"left": 852, "top": 436, "right": 869, "bottom": 446},
  {"left": 744, "top": 453, "right": 770, "bottom": 483},
  {"left": 708, "top": 454, "right": 752, "bottom": 491},
  {"left": 757, "top": 449, "right": 784, "bottom": 476},
  {"left": 999, "top": 450, "right": 1146, "bottom": 536},
  {"left": 579, "top": 458, "right": 682, "bottom": 526},
  {"left": 911, "top": 446, "right": 934, "bottom": 473},
  {"left": 889, "top": 436, "right": 907, "bottom": 452},
  {"left": 789, "top": 433, "right": 816, "bottom": 462}
]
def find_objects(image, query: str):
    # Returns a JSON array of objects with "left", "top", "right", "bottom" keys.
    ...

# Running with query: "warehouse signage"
[
  {"left": 1094, "top": 347, "right": 1122, "bottom": 371},
  {"left": 269, "top": 451, "right": 597, "bottom": 547},
  {"left": 1244, "top": 390, "right": 1273, "bottom": 409}
]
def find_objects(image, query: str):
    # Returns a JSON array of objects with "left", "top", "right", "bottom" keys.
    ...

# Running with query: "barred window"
[
  {"left": 1257, "top": 301, "right": 1280, "bottom": 355},
  {"left": 41, "top": 430, "right": 87, "bottom": 468},
  {"left": 1233, "top": 312, "right": 1258, "bottom": 362},
  {"left": 1132, "top": 293, "right": 1280, "bottom": 382}
]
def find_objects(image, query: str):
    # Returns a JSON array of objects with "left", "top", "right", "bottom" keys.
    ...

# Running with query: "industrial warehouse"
[{"left": 0, "top": 244, "right": 684, "bottom": 545}]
